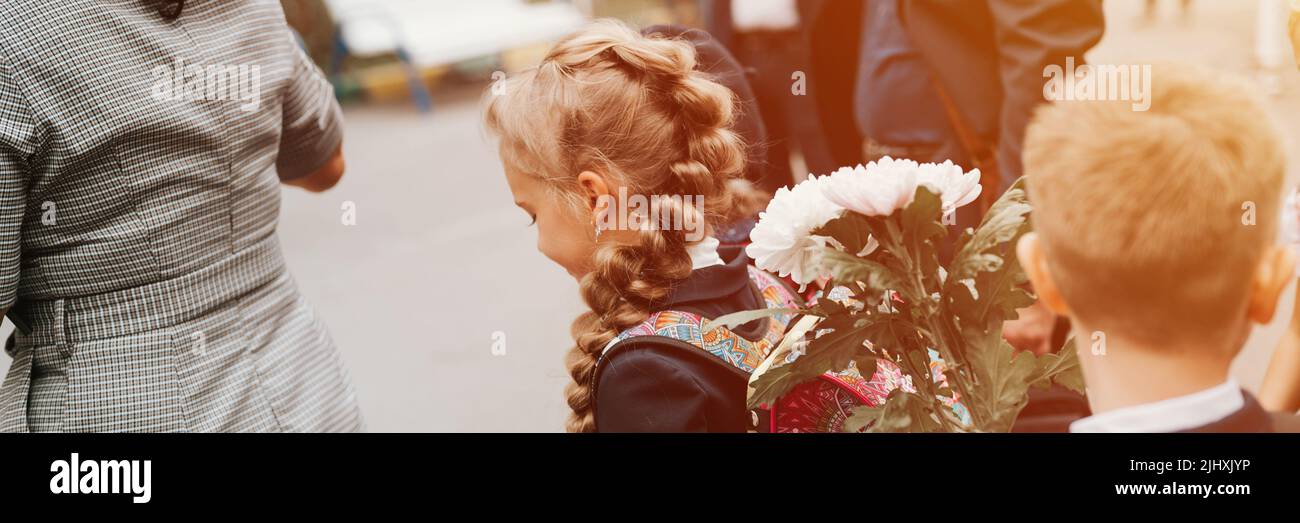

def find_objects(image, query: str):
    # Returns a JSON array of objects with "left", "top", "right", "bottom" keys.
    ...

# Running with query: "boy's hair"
[{"left": 1024, "top": 63, "right": 1286, "bottom": 350}]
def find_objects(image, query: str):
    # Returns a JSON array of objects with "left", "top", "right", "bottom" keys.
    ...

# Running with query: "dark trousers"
[{"left": 733, "top": 30, "right": 837, "bottom": 192}]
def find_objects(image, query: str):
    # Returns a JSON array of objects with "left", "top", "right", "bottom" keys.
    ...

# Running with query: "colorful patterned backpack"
[{"left": 597, "top": 264, "right": 970, "bottom": 432}]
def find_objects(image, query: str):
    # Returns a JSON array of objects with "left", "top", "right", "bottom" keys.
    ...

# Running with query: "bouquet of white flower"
[{"left": 732, "top": 157, "right": 1083, "bottom": 432}]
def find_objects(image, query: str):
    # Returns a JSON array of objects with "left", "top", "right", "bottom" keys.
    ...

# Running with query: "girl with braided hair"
[{"left": 485, "top": 20, "right": 795, "bottom": 432}]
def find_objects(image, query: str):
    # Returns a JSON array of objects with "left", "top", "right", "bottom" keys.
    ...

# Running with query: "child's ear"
[
  {"left": 1248, "top": 245, "right": 1297, "bottom": 325},
  {"left": 1016, "top": 233, "right": 1071, "bottom": 316},
  {"left": 576, "top": 171, "right": 615, "bottom": 211}
]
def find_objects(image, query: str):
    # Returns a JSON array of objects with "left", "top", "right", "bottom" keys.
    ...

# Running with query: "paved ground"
[{"left": 1, "top": 0, "right": 1297, "bottom": 431}]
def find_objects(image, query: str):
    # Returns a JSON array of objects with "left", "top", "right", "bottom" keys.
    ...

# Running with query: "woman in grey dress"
[{"left": 0, "top": 0, "right": 363, "bottom": 432}]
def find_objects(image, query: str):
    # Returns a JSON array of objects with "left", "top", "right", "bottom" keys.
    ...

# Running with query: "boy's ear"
[
  {"left": 1248, "top": 245, "right": 1297, "bottom": 325},
  {"left": 1016, "top": 233, "right": 1071, "bottom": 316}
]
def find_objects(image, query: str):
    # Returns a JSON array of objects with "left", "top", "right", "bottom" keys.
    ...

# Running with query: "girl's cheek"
[
  {"left": 533, "top": 208, "right": 597, "bottom": 278},
  {"left": 535, "top": 227, "right": 582, "bottom": 278}
]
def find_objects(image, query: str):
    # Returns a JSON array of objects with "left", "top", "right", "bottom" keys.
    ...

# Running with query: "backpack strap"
[
  {"left": 928, "top": 69, "right": 1000, "bottom": 214},
  {"left": 594, "top": 266, "right": 802, "bottom": 382}
]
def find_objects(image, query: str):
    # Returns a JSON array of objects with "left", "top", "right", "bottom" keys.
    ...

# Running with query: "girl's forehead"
[
  {"left": 503, "top": 163, "right": 548, "bottom": 197},
  {"left": 502, "top": 163, "right": 529, "bottom": 189}
]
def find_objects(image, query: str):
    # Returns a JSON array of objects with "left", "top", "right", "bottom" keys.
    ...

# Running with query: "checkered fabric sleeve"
[
  {"left": 276, "top": 35, "right": 343, "bottom": 181},
  {"left": 0, "top": 0, "right": 363, "bottom": 433},
  {"left": 0, "top": 55, "right": 34, "bottom": 312}
]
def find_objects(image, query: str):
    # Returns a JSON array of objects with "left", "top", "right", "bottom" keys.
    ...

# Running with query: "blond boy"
[{"left": 1018, "top": 64, "right": 1293, "bottom": 432}]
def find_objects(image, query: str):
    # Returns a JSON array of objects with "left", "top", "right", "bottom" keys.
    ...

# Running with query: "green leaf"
[
  {"left": 901, "top": 186, "right": 947, "bottom": 247},
  {"left": 814, "top": 213, "right": 876, "bottom": 256},
  {"left": 748, "top": 315, "right": 872, "bottom": 408},
  {"left": 747, "top": 311, "right": 913, "bottom": 409},
  {"left": 821, "top": 248, "right": 906, "bottom": 293},
  {"left": 1029, "top": 336, "right": 1086, "bottom": 394},
  {"left": 946, "top": 178, "right": 1035, "bottom": 339},
  {"left": 949, "top": 180, "right": 1033, "bottom": 283},
  {"left": 701, "top": 307, "right": 802, "bottom": 333},
  {"left": 949, "top": 254, "right": 1003, "bottom": 281},
  {"left": 853, "top": 353, "right": 879, "bottom": 380},
  {"left": 747, "top": 315, "right": 822, "bottom": 409},
  {"left": 963, "top": 336, "right": 1038, "bottom": 432},
  {"left": 961, "top": 336, "right": 1087, "bottom": 431},
  {"left": 843, "top": 390, "right": 940, "bottom": 433}
]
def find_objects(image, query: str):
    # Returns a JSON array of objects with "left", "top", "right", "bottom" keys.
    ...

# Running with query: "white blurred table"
[{"left": 325, "top": 0, "right": 586, "bottom": 67}]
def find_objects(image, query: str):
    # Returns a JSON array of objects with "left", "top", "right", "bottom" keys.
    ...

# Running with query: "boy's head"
[{"left": 1019, "top": 63, "right": 1293, "bottom": 356}]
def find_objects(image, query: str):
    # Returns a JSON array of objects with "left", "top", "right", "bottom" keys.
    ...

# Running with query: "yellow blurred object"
[
  {"left": 356, "top": 62, "right": 448, "bottom": 103},
  {"left": 501, "top": 43, "right": 553, "bottom": 72},
  {"left": 1292, "top": 0, "right": 1300, "bottom": 68}
]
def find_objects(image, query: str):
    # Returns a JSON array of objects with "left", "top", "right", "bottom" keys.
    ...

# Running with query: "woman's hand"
[
  {"left": 1261, "top": 288, "right": 1300, "bottom": 413},
  {"left": 1002, "top": 299, "right": 1056, "bottom": 355}
]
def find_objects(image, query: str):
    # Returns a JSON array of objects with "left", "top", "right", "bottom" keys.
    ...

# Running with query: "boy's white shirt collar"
[
  {"left": 686, "top": 236, "right": 724, "bottom": 271},
  {"left": 1070, "top": 379, "right": 1244, "bottom": 433}
]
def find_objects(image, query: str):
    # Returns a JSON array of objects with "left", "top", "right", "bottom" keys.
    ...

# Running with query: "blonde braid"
[
  {"left": 564, "top": 217, "right": 692, "bottom": 432},
  {"left": 485, "top": 20, "right": 755, "bottom": 432}
]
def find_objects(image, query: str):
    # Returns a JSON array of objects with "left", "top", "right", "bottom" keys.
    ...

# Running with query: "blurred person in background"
[
  {"left": 785, "top": 0, "right": 1105, "bottom": 355},
  {"left": 0, "top": 0, "right": 361, "bottom": 432},
  {"left": 1142, "top": 0, "right": 1195, "bottom": 25},
  {"left": 714, "top": 0, "right": 1105, "bottom": 204},
  {"left": 642, "top": 24, "right": 772, "bottom": 216},
  {"left": 709, "top": 1, "right": 1104, "bottom": 356},
  {"left": 842, "top": 0, "right": 1105, "bottom": 201},
  {"left": 1293, "top": 0, "right": 1300, "bottom": 63},
  {"left": 704, "top": 0, "right": 847, "bottom": 192},
  {"left": 1258, "top": 1, "right": 1300, "bottom": 414}
]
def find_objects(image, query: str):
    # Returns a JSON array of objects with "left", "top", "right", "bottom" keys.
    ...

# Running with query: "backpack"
[{"left": 597, "top": 264, "right": 971, "bottom": 432}]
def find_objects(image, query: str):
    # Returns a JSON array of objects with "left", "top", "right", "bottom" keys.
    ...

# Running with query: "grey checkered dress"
[{"left": 0, "top": 0, "right": 364, "bottom": 432}]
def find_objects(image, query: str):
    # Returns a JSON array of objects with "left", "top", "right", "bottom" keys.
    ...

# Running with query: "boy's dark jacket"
[{"left": 1180, "top": 393, "right": 1275, "bottom": 433}]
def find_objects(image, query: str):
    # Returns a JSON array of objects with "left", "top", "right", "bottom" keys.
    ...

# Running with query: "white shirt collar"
[
  {"left": 686, "top": 236, "right": 724, "bottom": 271},
  {"left": 599, "top": 236, "right": 724, "bottom": 356},
  {"left": 1070, "top": 379, "right": 1244, "bottom": 433}
]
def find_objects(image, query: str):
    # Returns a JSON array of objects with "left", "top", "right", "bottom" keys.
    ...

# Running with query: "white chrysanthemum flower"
[
  {"left": 917, "top": 160, "right": 982, "bottom": 213},
  {"left": 820, "top": 157, "right": 919, "bottom": 217},
  {"left": 748, "top": 158, "right": 983, "bottom": 285},
  {"left": 746, "top": 174, "right": 844, "bottom": 285}
]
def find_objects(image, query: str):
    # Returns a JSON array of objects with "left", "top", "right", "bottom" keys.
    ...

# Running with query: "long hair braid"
[{"left": 484, "top": 20, "right": 754, "bottom": 432}]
